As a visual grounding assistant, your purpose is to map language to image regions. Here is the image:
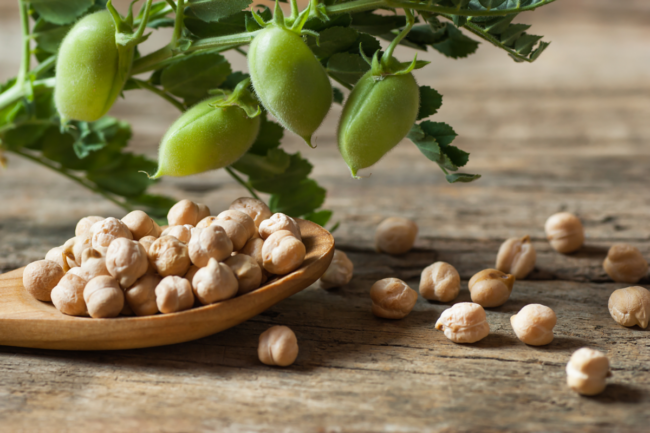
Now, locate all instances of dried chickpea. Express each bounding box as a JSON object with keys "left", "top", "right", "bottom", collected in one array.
[
  {"left": 125, "top": 273, "right": 161, "bottom": 316},
  {"left": 603, "top": 244, "right": 648, "bottom": 284},
  {"left": 375, "top": 217, "right": 418, "bottom": 255},
  {"left": 156, "top": 275, "right": 195, "bottom": 313},
  {"left": 183, "top": 265, "right": 200, "bottom": 284},
  {"left": 84, "top": 276, "right": 124, "bottom": 318},
  {"left": 121, "top": 210, "right": 161, "bottom": 240},
  {"left": 148, "top": 235, "right": 191, "bottom": 277},
  {"left": 192, "top": 258, "right": 239, "bottom": 304},
  {"left": 74, "top": 248, "right": 110, "bottom": 281},
  {"left": 51, "top": 273, "right": 88, "bottom": 316},
  {"left": 196, "top": 203, "right": 210, "bottom": 222},
  {"left": 167, "top": 199, "right": 209, "bottom": 226},
  {"left": 496, "top": 235, "right": 536, "bottom": 279},
  {"left": 468, "top": 269, "right": 515, "bottom": 308},
  {"left": 196, "top": 216, "right": 218, "bottom": 229},
  {"left": 370, "top": 278, "right": 418, "bottom": 319},
  {"left": 566, "top": 348, "right": 611, "bottom": 396},
  {"left": 106, "top": 238, "right": 149, "bottom": 288},
  {"left": 161, "top": 224, "right": 193, "bottom": 244},
  {"left": 60, "top": 237, "right": 80, "bottom": 270},
  {"left": 262, "top": 230, "right": 306, "bottom": 275},
  {"left": 90, "top": 217, "right": 133, "bottom": 253},
  {"left": 188, "top": 225, "right": 233, "bottom": 267},
  {"left": 435, "top": 303, "right": 490, "bottom": 343},
  {"left": 510, "top": 304, "right": 557, "bottom": 346},
  {"left": 45, "top": 246, "right": 74, "bottom": 271},
  {"left": 545, "top": 212, "right": 584, "bottom": 254},
  {"left": 75, "top": 216, "right": 103, "bottom": 237},
  {"left": 215, "top": 210, "right": 257, "bottom": 250},
  {"left": 225, "top": 254, "right": 262, "bottom": 295},
  {"left": 230, "top": 197, "right": 272, "bottom": 229},
  {"left": 258, "top": 325, "right": 299, "bottom": 367},
  {"left": 239, "top": 237, "right": 264, "bottom": 268},
  {"left": 608, "top": 286, "right": 650, "bottom": 329},
  {"left": 138, "top": 236, "right": 158, "bottom": 274},
  {"left": 259, "top": 213, "right": 301, "bottom": 240},
  {"left": 318, "top": 249, "right": 354, "bottom": 290},
  {"left": 23, "top": 259, "right": 65, "bottom": 301},
  {"left": 419, "top": 261, "right": 460, "bottom": 303}
]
